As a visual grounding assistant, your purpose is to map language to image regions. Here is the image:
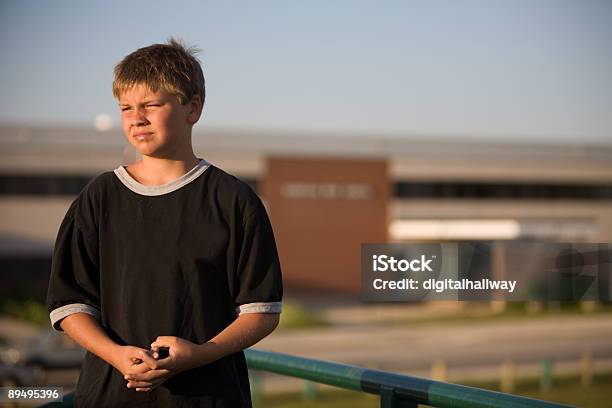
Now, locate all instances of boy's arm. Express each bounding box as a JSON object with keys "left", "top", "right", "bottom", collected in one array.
[
  {"left": 61, "top": 313, "right": 153, "bottom": 376},
  {"left": 196, "top": 312, "right": 280, "bottom": 363}
]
